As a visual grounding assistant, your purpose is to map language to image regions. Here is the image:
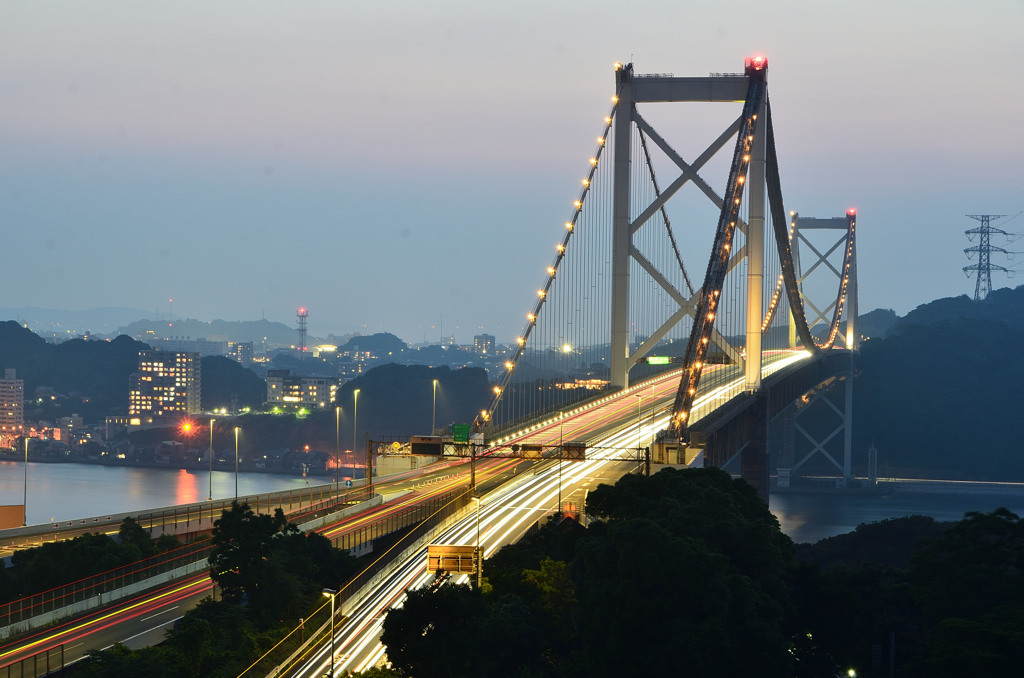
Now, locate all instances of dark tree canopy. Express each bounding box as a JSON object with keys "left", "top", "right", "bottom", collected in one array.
[
  {"left": 342, "top": 332, "right": 408, "bottom": 355},
  {"left": 200, "top": 355, "right": 266, "bottom": 411}
]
